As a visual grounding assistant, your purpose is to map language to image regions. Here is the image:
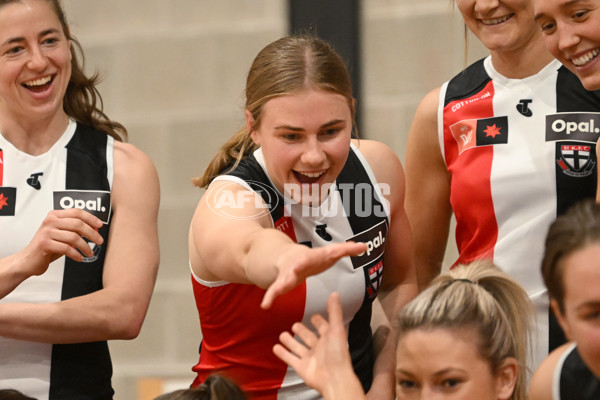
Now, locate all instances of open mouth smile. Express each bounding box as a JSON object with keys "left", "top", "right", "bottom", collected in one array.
[
  {"left": 293, "top": 170, "right": 326, "bottom": 184},
  {"left": 481, "top": 14, "right": 513, "bottom": 26},
  {"left": 571, "top": 48, "right": 600, "bottom": 67},
  {"left": 22, "top": 75, "right": 54, "bottom": 92}
]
